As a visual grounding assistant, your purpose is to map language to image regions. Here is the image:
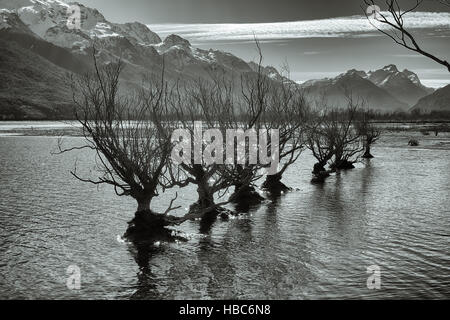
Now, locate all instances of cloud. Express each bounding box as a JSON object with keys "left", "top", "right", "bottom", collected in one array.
[
  {"left": 389, "top": 54, "right": 424, "bottom": 58},
  {"left": 148, "top": 12, "right": 450, "bottom": 42},
  {"left": 421, "top": 79, "right": 450, "bottom": 88}
]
